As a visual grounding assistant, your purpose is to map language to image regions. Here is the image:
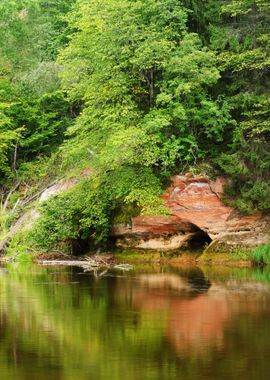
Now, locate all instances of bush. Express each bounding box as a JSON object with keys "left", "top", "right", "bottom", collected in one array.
[
  {"left": 29, "top": 167, "right": 166, "bottom": 251},
  {"left": 5, "top": 232, "right": 34, "bottom": 263}
]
